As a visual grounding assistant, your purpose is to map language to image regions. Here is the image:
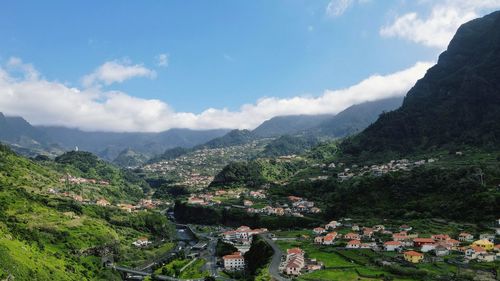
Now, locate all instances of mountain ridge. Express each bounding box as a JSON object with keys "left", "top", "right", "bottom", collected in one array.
[{"left": 342, "top": 11, "right": 500, "bottom": 158}]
